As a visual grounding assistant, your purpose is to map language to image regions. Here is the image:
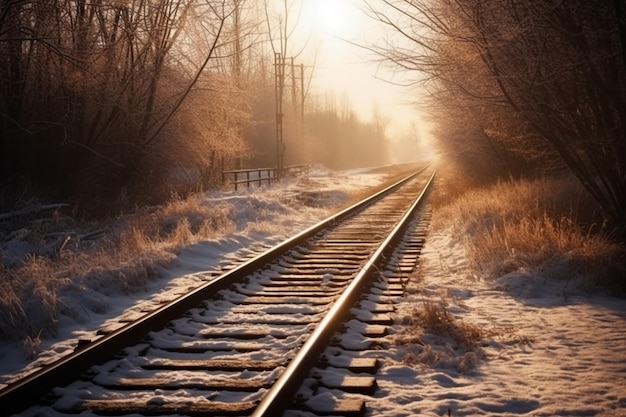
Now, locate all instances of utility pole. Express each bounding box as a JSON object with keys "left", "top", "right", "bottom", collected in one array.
[
  {"left": 300, "top": 63, "right": 305, "bottom": 141},
  {"left": 300, "top": 64, "right": 305, "bottom": 124},
  {"left": 275, "top": 54, "right": 307, "bottom": 176},
  {"left": 291, "top": 57, "right": 298, "bottom": 142},
  {"left": 274, "top": 52, "right": 285, "bottom": 179},
  {"left": 233, "top": 0, "right": 242, "bottom": 169}
]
